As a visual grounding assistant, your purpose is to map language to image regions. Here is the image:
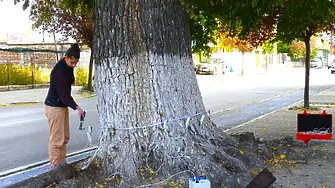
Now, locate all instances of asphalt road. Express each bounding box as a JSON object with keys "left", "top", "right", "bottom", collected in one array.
[
  {"left": 0, "top": 68, "right": 334, "bottom": 173},
  {"left": 0, "top": 100, "right": 99, "bottom": 173}
]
